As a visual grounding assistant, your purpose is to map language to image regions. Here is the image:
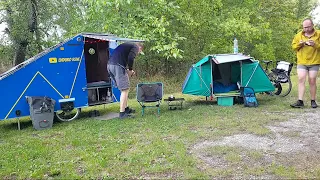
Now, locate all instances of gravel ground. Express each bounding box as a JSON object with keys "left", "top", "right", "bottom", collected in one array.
[{"left": 191, "top": 109, "right": 320, "bottom": 179}]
